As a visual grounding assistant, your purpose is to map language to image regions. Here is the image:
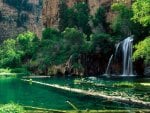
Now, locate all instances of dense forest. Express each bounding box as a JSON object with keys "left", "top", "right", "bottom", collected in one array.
[{"left": 0, "top": 0, "right": 149, "bottom": 76}]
